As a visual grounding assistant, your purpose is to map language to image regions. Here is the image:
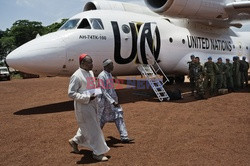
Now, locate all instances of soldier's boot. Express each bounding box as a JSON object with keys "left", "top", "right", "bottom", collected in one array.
[
  {"left": 200, "top": 93, "right": 207, "bottom": 99},
  {"left": 209, "top": 89, "right": 213, "bottom": 95},
  {"left": 195, "top": 91, "right": 206, "bottom": 100}
]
